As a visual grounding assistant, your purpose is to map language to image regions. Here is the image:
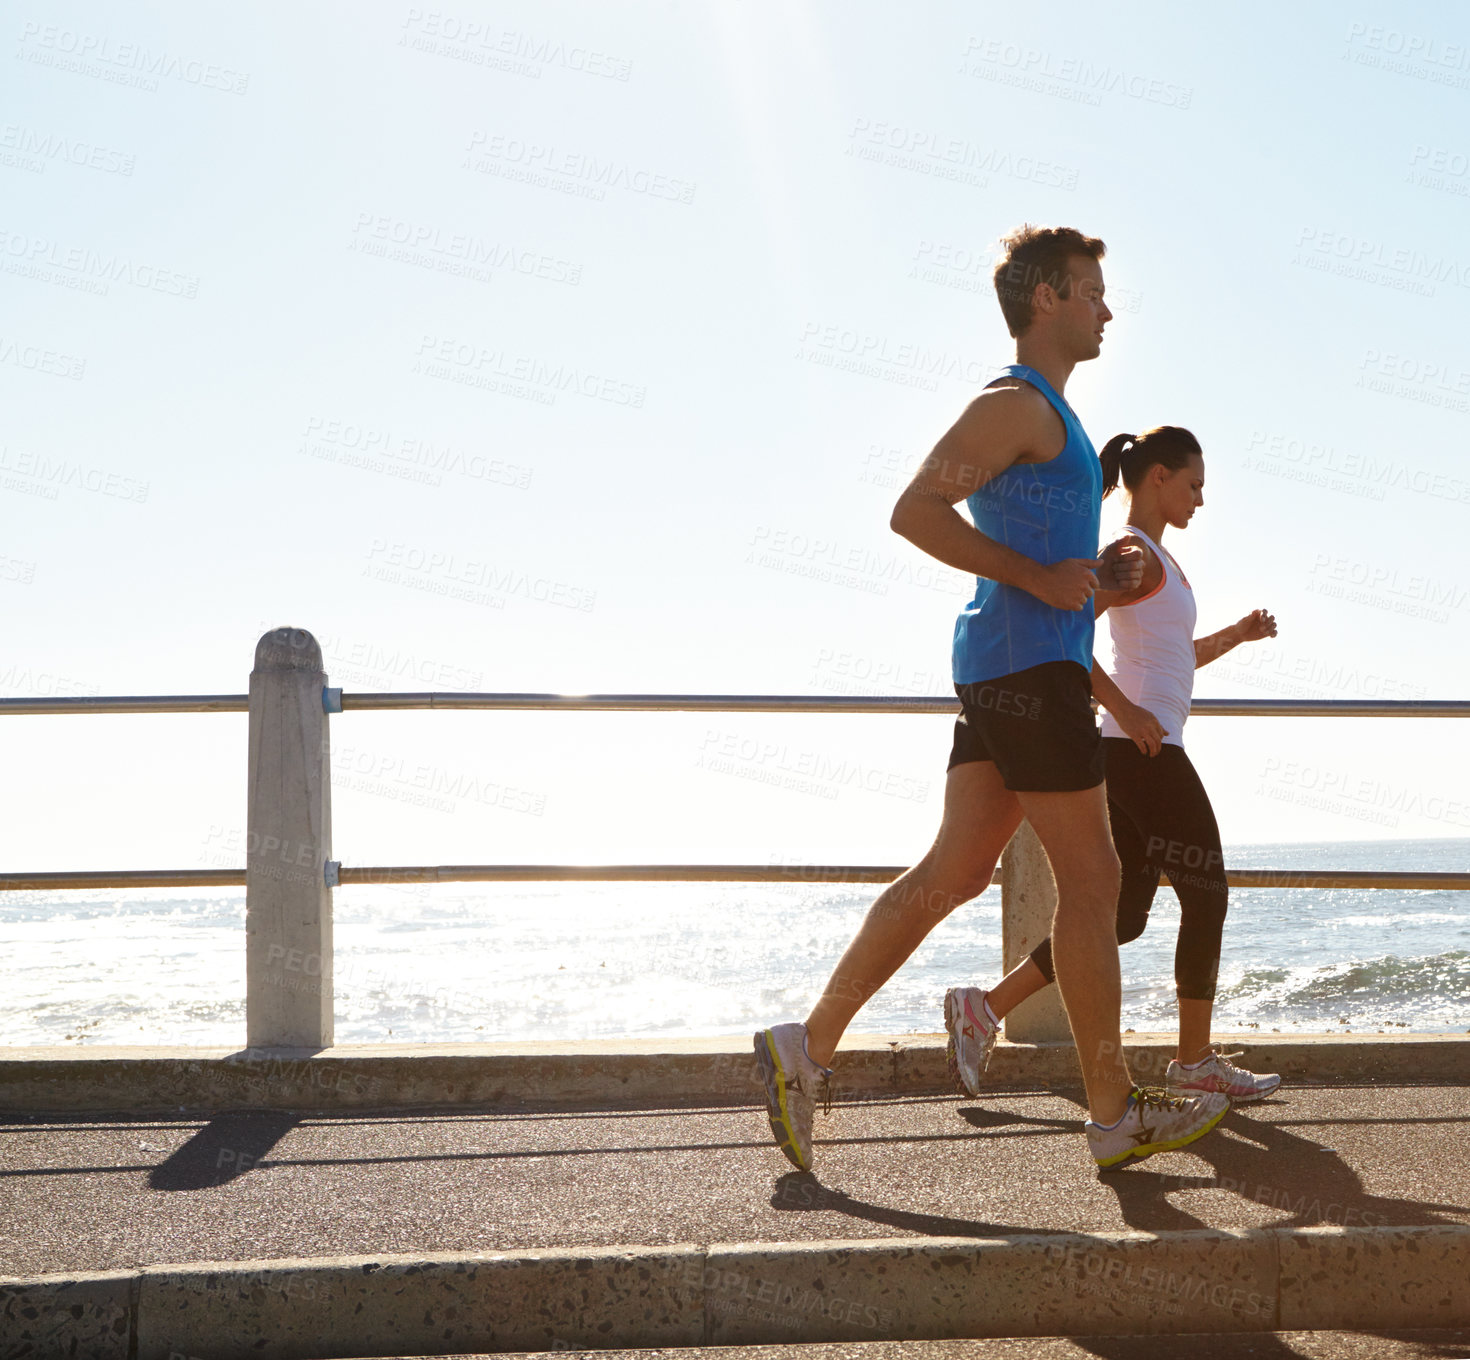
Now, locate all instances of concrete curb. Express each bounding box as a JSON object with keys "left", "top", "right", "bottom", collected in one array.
[
  {"left": 3, "top": 1226, "right": 1468, "bottom": 1358},
  {"left": 2, "top": 1034, "right": 1467, "bottom": 1114},
  {"left": 0, "top": 1270, "right": 133, "bottom": 1359}
]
